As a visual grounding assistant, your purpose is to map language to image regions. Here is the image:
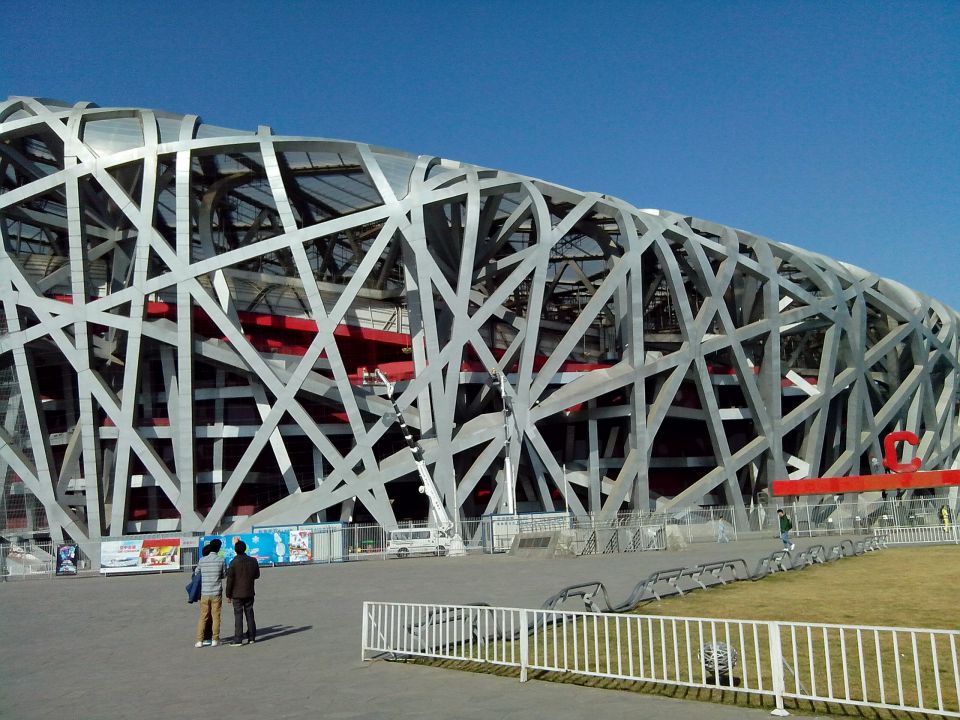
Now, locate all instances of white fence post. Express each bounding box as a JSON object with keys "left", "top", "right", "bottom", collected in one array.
[
  {"left": 767, "top": 621, "right": 790, "bottom": 716},
  {"left": 361, "top": 601, "right": 370, "bottom": 662},
  {"left": 519, "top": 609, "right": 529, "bottom": 683}
]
